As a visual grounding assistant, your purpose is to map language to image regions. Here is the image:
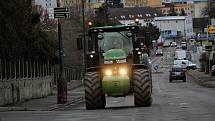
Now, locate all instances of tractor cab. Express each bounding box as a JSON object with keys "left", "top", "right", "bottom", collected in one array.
[{"left": 86, "top": 25, "right": 139, "bottom": 69}]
